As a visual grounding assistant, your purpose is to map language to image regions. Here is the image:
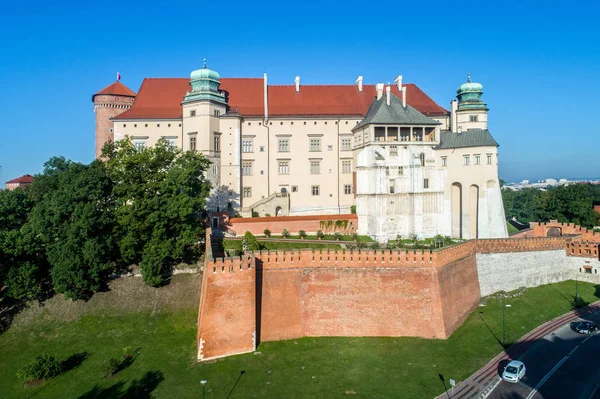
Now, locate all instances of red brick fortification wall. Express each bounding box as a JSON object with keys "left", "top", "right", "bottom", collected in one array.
[
  {"left": 226, "top": 214, "right": 358, "bottom": 236},
  {"left": 437, "top": 255, "right": 480, "bottom": 335},
  {"left": 528, "top": 221, "right": 600, "bottom": 242}
]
